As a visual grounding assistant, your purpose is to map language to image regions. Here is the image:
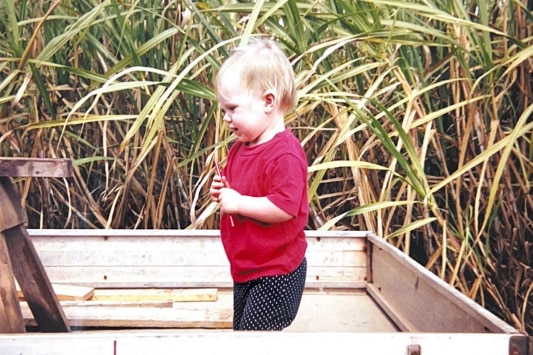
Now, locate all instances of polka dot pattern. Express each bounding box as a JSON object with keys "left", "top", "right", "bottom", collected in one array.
[{"left": 232, "top": 258, "right": 307, "bottom": 331}]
